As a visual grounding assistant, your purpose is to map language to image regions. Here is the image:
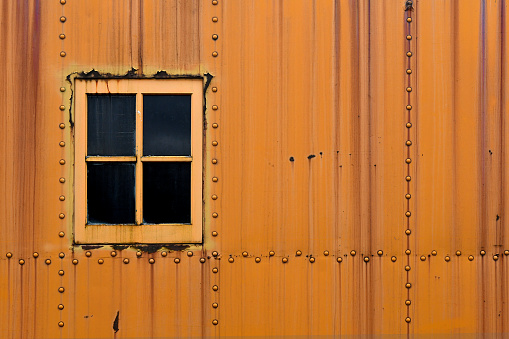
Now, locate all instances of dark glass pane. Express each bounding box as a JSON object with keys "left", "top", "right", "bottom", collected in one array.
[
  {"left": 143, "top": 162, "right": 191, "bottom": 223},
  {"left": 87, "top": 163, "right": 135, "bottom": 224},
  {"left": 143, "top": 95, "right": 191, "bottom": 156},
  {"left": 88, "top": 95, "right": 136, "bottom": 156}
]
